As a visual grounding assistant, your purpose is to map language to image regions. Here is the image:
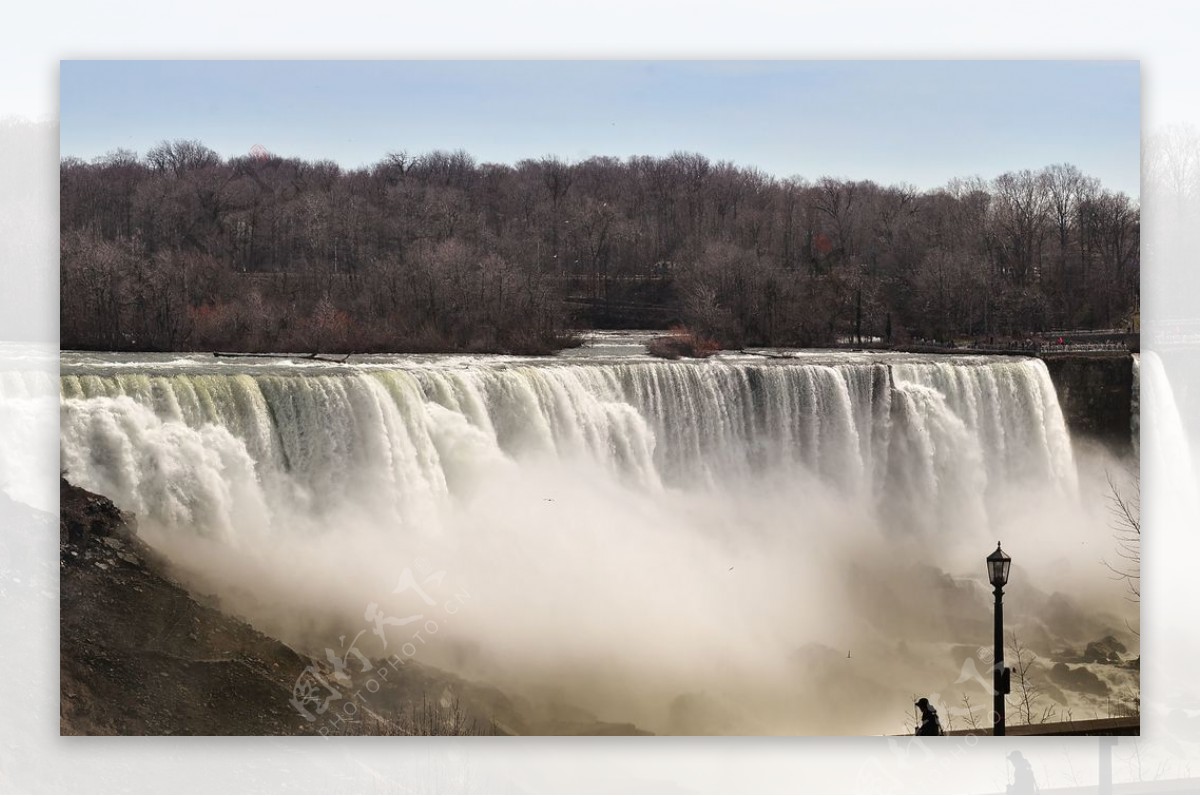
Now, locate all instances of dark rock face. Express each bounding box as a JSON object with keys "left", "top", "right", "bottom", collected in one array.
[
  {"left": 60, "top": 478, "right": 507, "bottom": 736},
  {"left": 60, "top": 478, "right": 320, "bottom": 735},
  {"left": 1048, "top": 663, "right": 1111, "bottom": 697},
  {"left": 1040, "top": 353, "right": 1135, "bottom": 453},
  {"left": 1082, "top": 635, "right": 1128, "bottom": 664}
]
